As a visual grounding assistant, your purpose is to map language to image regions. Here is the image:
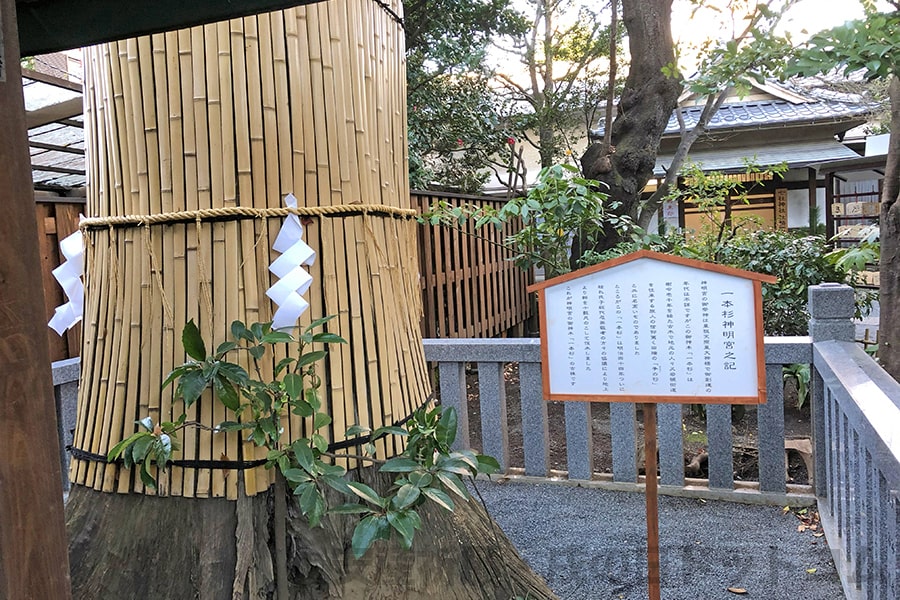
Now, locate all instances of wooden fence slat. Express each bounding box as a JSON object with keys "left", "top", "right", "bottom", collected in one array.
[{"left": 409, "top": 191, "right": 532, "bottom": 340}]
